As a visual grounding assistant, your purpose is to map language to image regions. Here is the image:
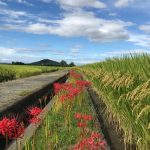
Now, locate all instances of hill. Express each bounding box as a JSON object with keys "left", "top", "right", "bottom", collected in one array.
[{"left": 30, "top": 59, "right": 60, "bottom": 66}]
